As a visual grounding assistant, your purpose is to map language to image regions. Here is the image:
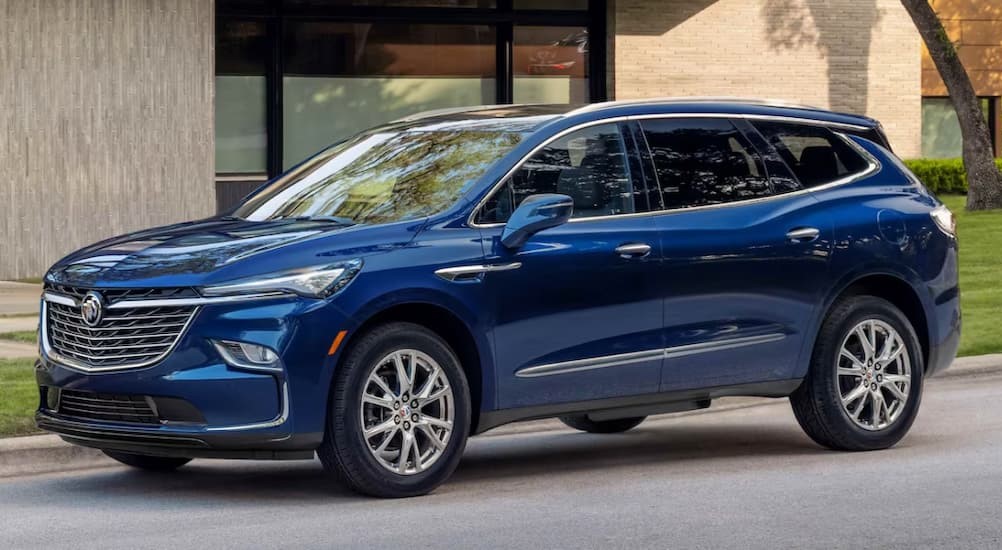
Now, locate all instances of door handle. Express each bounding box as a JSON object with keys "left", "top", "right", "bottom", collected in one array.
[
  {"left": 786, "top": 227, "right": 821, "bottom": 243},
  {"left": 615, "top": 243, "right": 652, "bottom": 258}
]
